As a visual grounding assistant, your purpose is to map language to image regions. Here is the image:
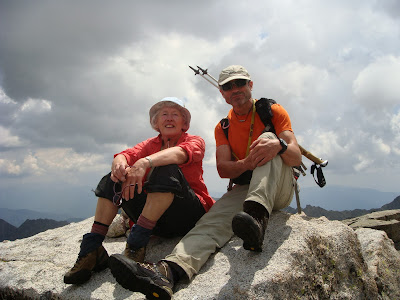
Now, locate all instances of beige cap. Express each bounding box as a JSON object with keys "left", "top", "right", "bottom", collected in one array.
[{"left": 218, "top": 65, "right": 251, "bottom": 85}]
